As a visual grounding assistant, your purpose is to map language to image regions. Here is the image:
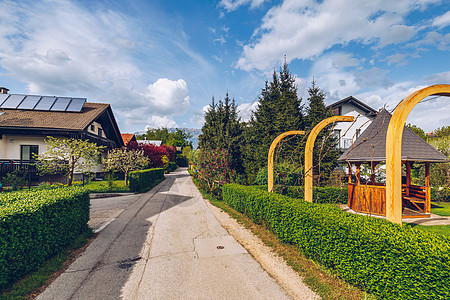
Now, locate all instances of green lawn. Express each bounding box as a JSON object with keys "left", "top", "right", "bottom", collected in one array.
[
  {"left": 408, "top": 224, "right": 450, "bottom": 237},
  {"left": 82, "top": 180, "right": 130, "bottom": 193},
  {"left": 431, "top": 201, "right": 450, "bottom": 216}
]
